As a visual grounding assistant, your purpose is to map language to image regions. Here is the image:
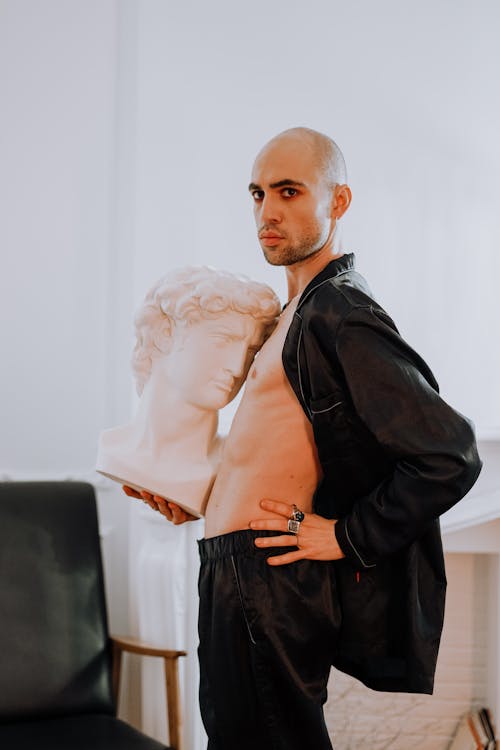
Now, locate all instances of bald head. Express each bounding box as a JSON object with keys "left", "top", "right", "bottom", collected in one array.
[
  {"left": 250, "top": 127, "right": 351, "bottom": 267},
  {"left": 258, "top": 127, "right": 347, "bottom": 190}
]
